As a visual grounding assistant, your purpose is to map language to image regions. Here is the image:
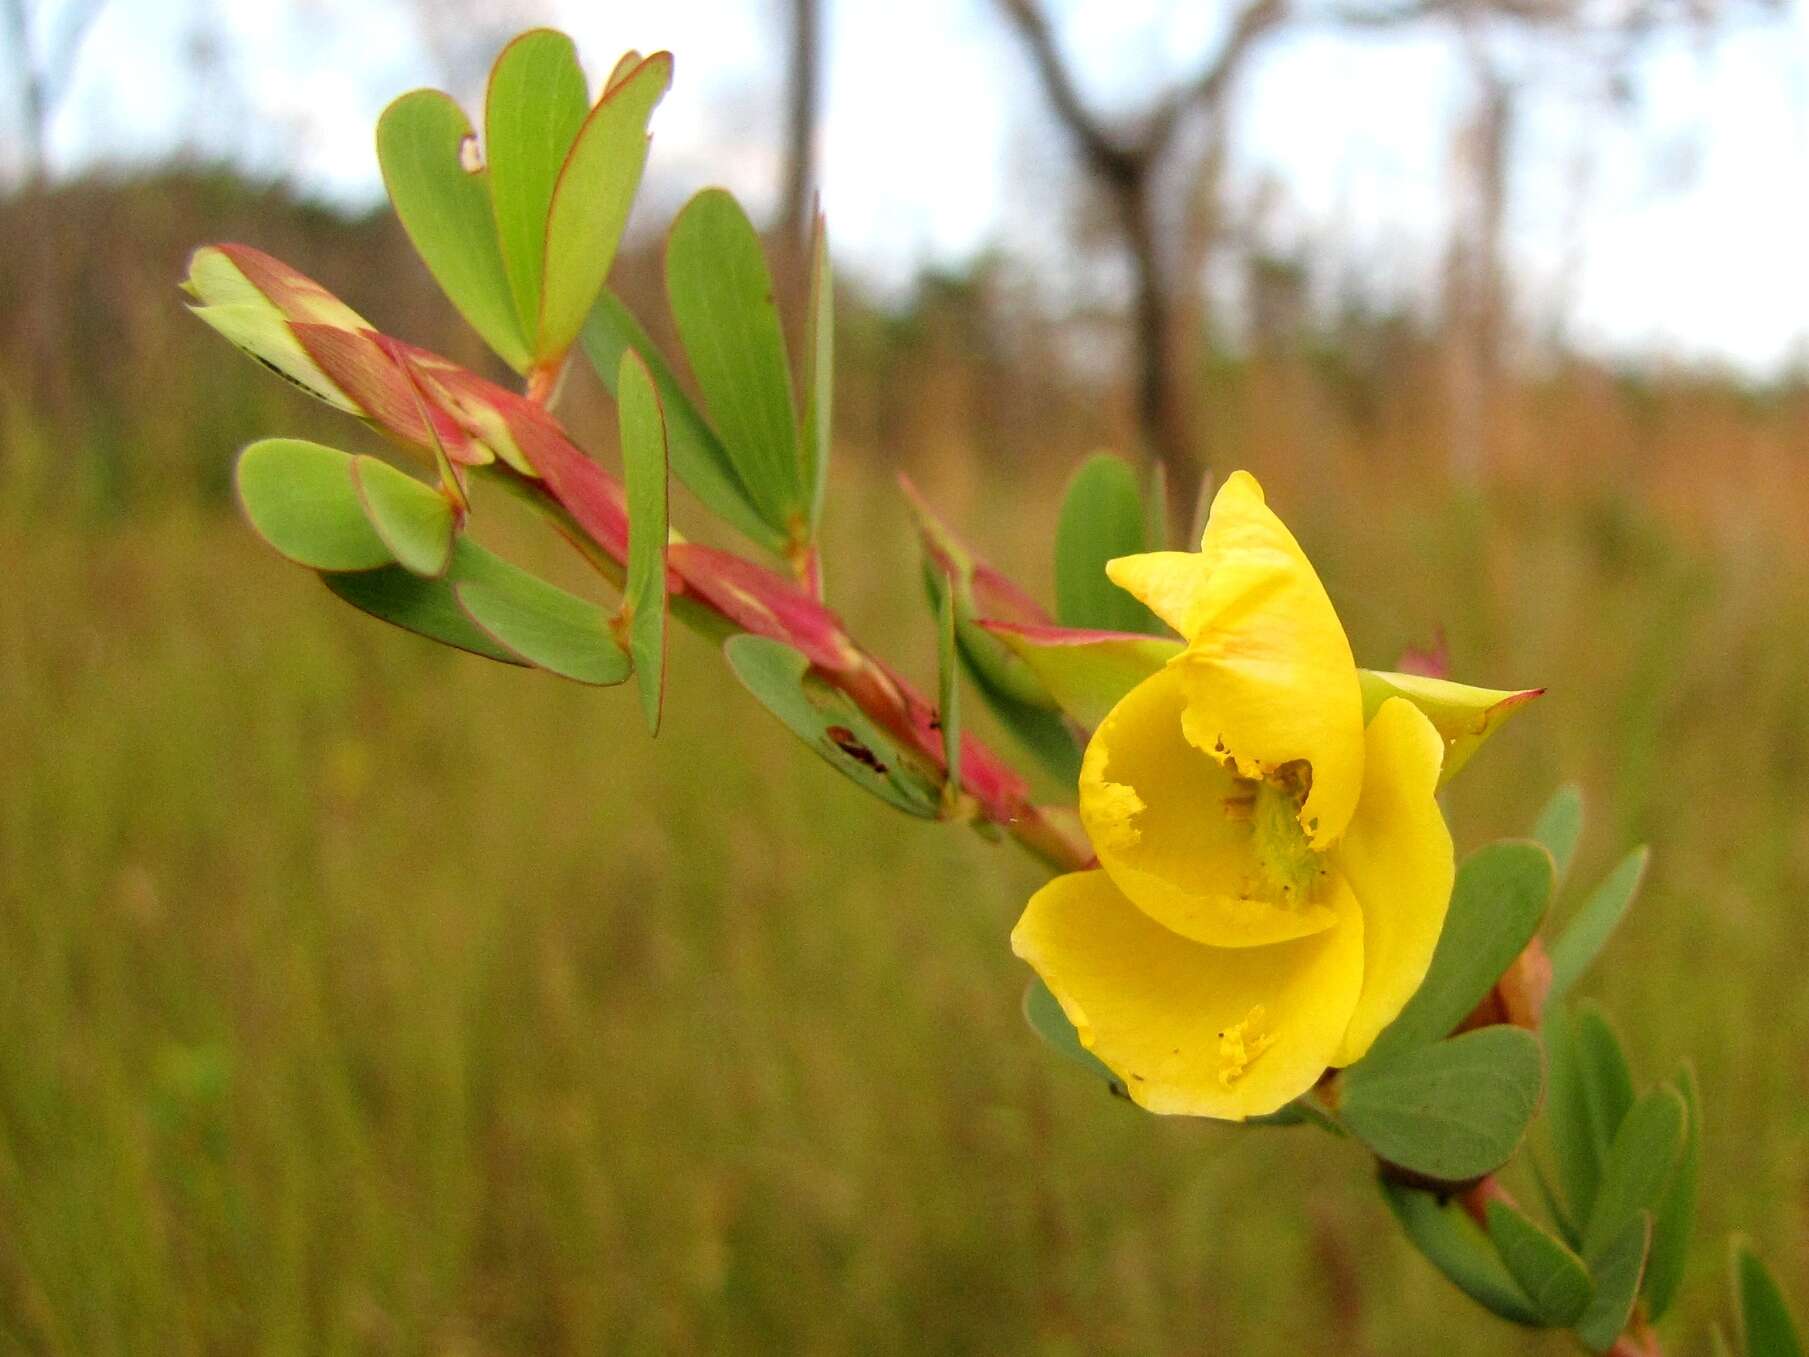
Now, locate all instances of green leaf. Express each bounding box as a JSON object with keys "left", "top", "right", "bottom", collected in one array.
[
  {"left": 1055, "top": 454, "right": 1157, "bottom": 633},
  {"left": 1581, "top": 1084, "right": 1686, "bottom": 1260},
  {"left": 483, "top": 29, "right": 589, "bottom": 341},
  {"left": 922, "top": 569, "right": 1081, "bottom": 787},
  {"left": 1547, "top": 1002, "right": 1641, "bottom": 1242},
  {"left": 1574, "top": 1210, "right": 1652, "bottom": 1353},
  {"left": 1734, "top": 1240, "right": 1807, "bottom": 1357},
  {"left": 236, "top": 439, "right": 391, "bottom": 572},
  {"left": 1575, "top": 1004, "right": 1637, "bottom": 1158},
  {"left": 901, "top": 479, "right": 1059, "bottom": 711},
  {"left": 1021, "top": 978, "right": 1122, "bottom": 1094},
  {"left": 1547, "top": 847, "right": 1650, "bottom": 1007},
  {"left": 581, "top": 292, "right": 782, "bottom": 553},
  {"left": 1367, "top": 840, "right": 1554, "bottom": 1061},
  {"left": 538, "top": 53, "right": 670, "bottom": 360},
  {"left": 1338, "top": 1026, "right": 1544, "bottom": 1182},
  {"left": 1531, "top": 783, "right": 1585, "bottom": 885},
  {"left": 618, "top": 350, "right": 669, "bottom": 733},
  {"left": 323, "top": 564, "right": 522, "bottom": 665},
  {"left": 665, "top": 189, "right": 803, "bottom": 533},
  {"left": 801, "top": 210, "right": 833, "bottom": 532},
  {"left": 985, "top": 622, "right": 1180, "bottom": 730},
  {"left": 936, "top": 582, "right": 962, "bottom": 811},
  {"left": 969, "top": 669, "right": 1083, "bottom": 787},
  {"left": 455, "top": 572, "right": 630, "bottom": 687},
  {"left": 1545, "top": 1006, "right": 1603, "bottom": 1236},
  {"left": 350, "top": 455, "right": 454, "bottom": 578},
  {"left": 723, "top": 635, "right": 941, "bottom": 818},
  {"left": 1485, "top": 1199, "right": 1593, "bottom": 1326},
  {"left": 326, "top": 531, "right": 628, "bottom": 681},
  {"left": 376, "top": 90, "right": 529, "bottom": 372},
  {"left": 1531, "top": 1152, "right": 1582, "bottom": 1249},
  {"left": 1379, "top": 1179, "right": 1542, "bottom": 1327},
  {"left": 1644, "top": 1065, "right": 1700, "bottom": 1321}
]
